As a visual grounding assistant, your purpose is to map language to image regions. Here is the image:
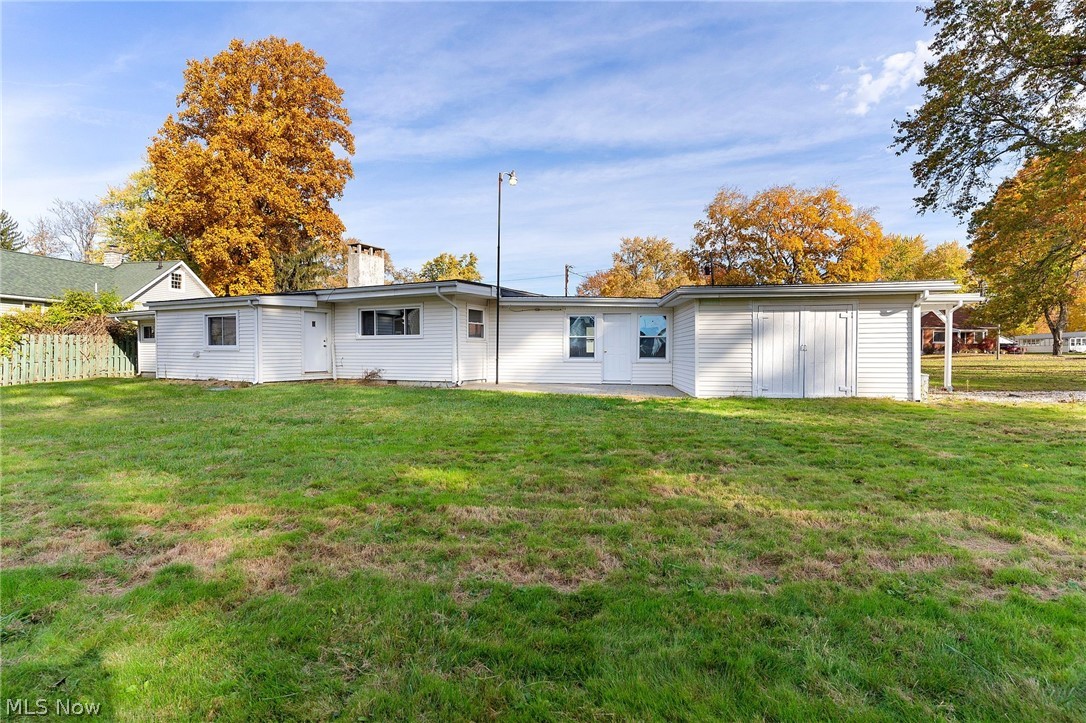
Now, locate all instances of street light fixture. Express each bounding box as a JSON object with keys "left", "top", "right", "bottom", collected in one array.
[{"left": 496, "top": 170, "right": 517, "bottom": 384}]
